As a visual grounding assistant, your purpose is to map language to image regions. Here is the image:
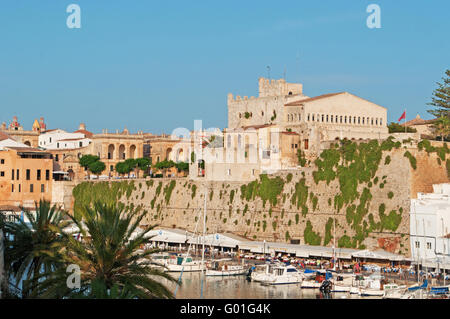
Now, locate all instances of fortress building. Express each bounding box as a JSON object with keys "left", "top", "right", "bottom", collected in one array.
[
  {"left": 191, "top": 77, "right": 390, "bottom": 181},
  {"left": 228, "top": 77, "right": 389, "bottom": 156}
]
